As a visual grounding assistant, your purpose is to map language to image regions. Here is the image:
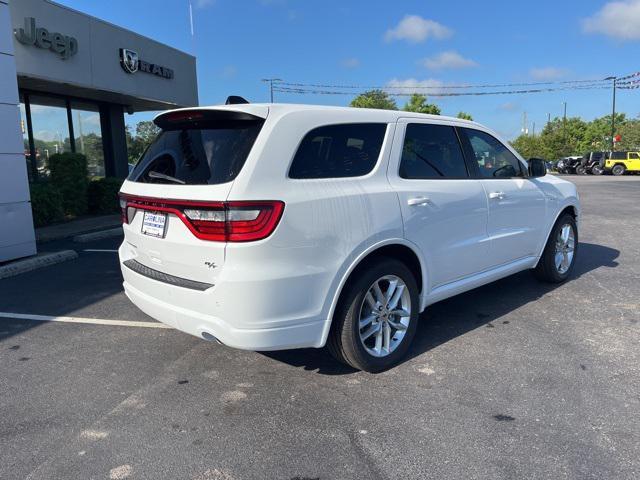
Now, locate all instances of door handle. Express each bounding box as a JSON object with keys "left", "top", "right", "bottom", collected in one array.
[
  {"left": 488, "top": 191, "right": 506, "bottom": 200},
  {"left": 407, "top": 196, "right": 431, "bottom": 206}
]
